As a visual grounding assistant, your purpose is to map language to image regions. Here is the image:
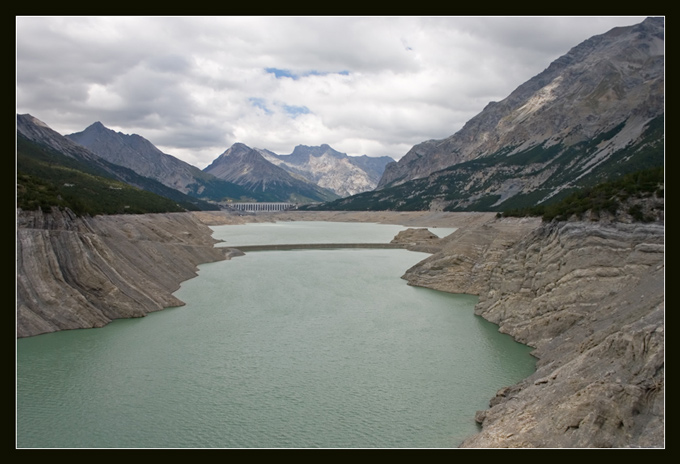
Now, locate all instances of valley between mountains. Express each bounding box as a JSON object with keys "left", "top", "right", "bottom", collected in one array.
[{"left": 16, "top": 17, "right": 664, "bottom": 448}]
